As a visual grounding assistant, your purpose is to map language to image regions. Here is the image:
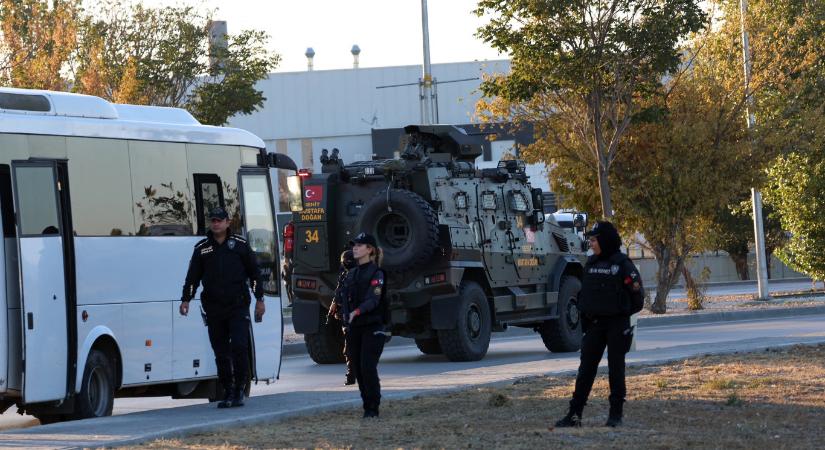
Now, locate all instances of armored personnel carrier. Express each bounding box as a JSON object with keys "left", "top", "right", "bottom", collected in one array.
[{"left": 288, "top": 125, "right": 586, "bottom": 363}]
